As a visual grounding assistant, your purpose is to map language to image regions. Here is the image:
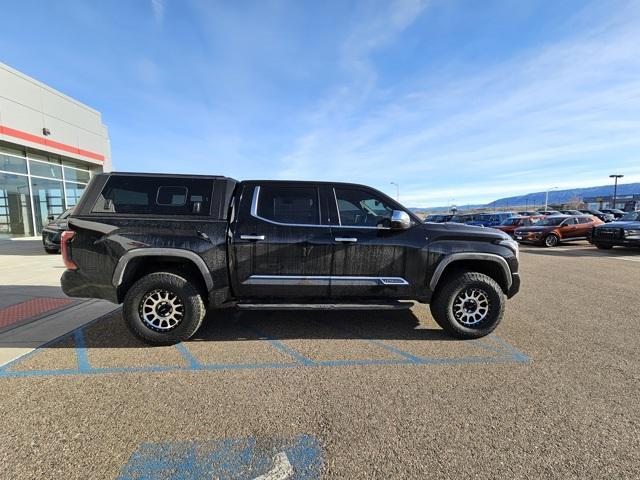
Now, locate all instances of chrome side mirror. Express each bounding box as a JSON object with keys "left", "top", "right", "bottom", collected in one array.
[{"left": 390, "top": 210, "right": 411, "bottom": 230}]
